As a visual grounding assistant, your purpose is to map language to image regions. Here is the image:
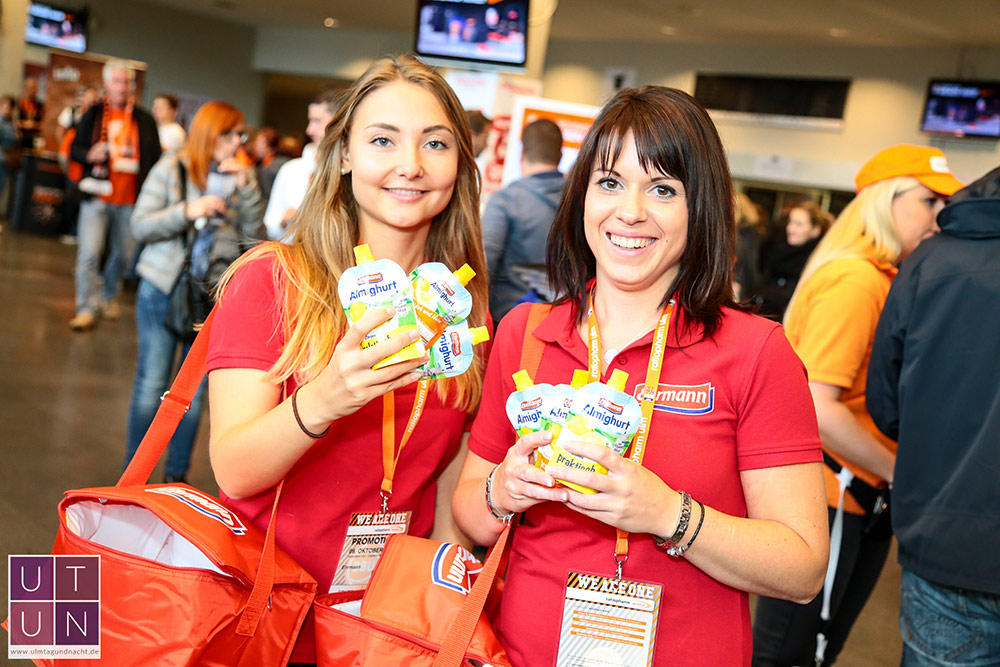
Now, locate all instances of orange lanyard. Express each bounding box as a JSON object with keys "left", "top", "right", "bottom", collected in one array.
[
  {"left": 586, "top": 291, "right": 675, "bottom": 579},
  {"left": 379, "top": 380, "right": 430, "bottom": 513}
]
